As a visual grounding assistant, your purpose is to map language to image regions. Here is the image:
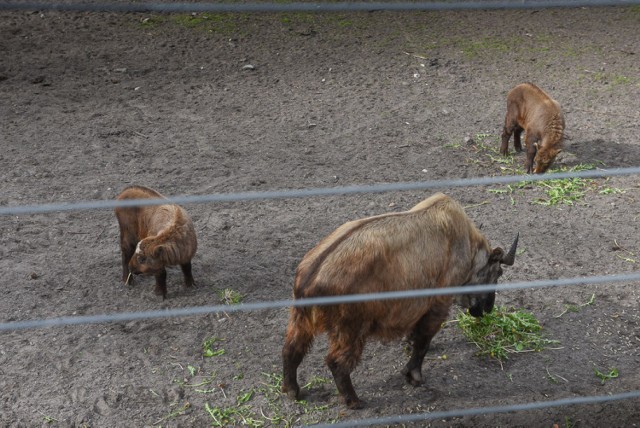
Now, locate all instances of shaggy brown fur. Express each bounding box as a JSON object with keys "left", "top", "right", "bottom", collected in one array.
[
  {"left": 115, "top": 185, "right": 197, "bottom": 300},
  {"left": 501, "top": 82, "right": 565, "bottom": 174},
  {"left": 281, "top": 193, "right": 518, "bottom": 409}
]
